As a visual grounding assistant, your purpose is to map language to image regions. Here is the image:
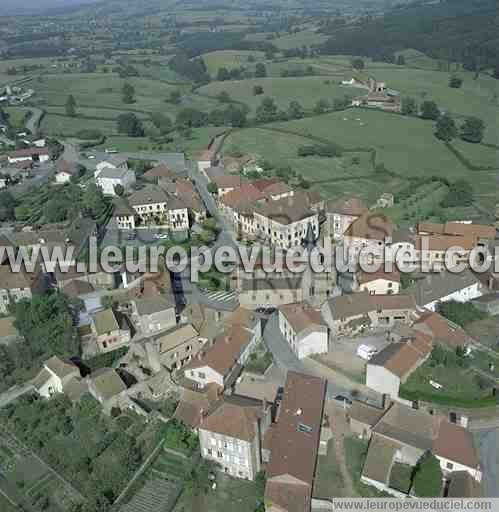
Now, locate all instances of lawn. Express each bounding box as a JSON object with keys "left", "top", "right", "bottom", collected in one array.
[
  {"left": 36, "top": 73, "right": 219, "bottom": 117},
  {"left": 272, "top": 29, "right": 329, "bottom": 50},
  {"left": 41, "top": 114, "right": 119, "bottom": 136},
  {"left": 313, "top": 440, "right": 347, "bottom": 498},
  {"left": 224, "top": 127, "right": 372, "bottom": 182},
  {"left": 367, "top": 67, "right": 499, "bottom": 145},
  {"left": 151, "top": 450, "right": 192, "bottom": 482},
  {"left": 268, "top": 109, "right": 497, "bottom": 204},
  {"left": 197, "top": 77, "right": 359, "bottom": 113},
  {"left": 344, "top": 435, "right": 390, "bottom": 498},
  {"left": 174, "top": 474, "right": 262, "bottom": 512},
  {"left": 389, "top": 463, "right": 413, "bottom": 494},
  {"left": 245, "top": 342, "right": 273, "bottom": 375},
  {"left": 3, "top": 107, "right": 31, "bottom": 129},
  {"left": 400, "top": 358, "right": 497, "bottom": 408},
  {"left": 201, "top": 50, "right": 265, "bottom": 76}
]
